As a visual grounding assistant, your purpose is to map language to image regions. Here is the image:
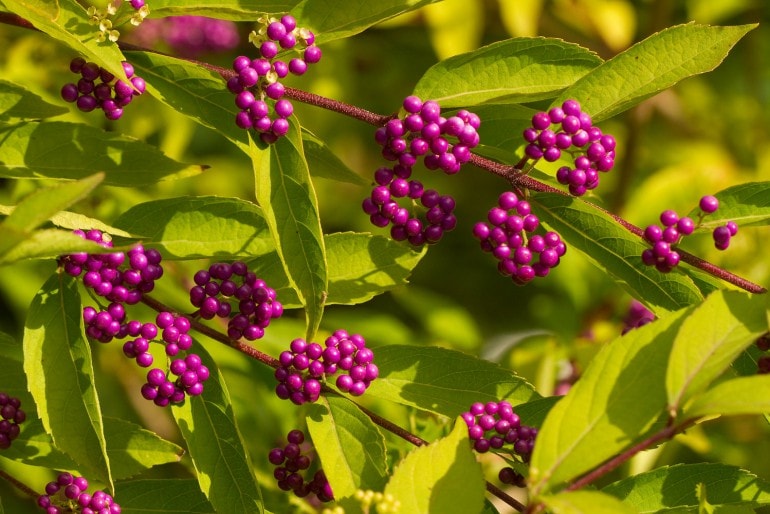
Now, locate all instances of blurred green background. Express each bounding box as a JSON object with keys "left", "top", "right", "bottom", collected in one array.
[{"left": 0, "top": 0, "right": 769, "bottom": 512}]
